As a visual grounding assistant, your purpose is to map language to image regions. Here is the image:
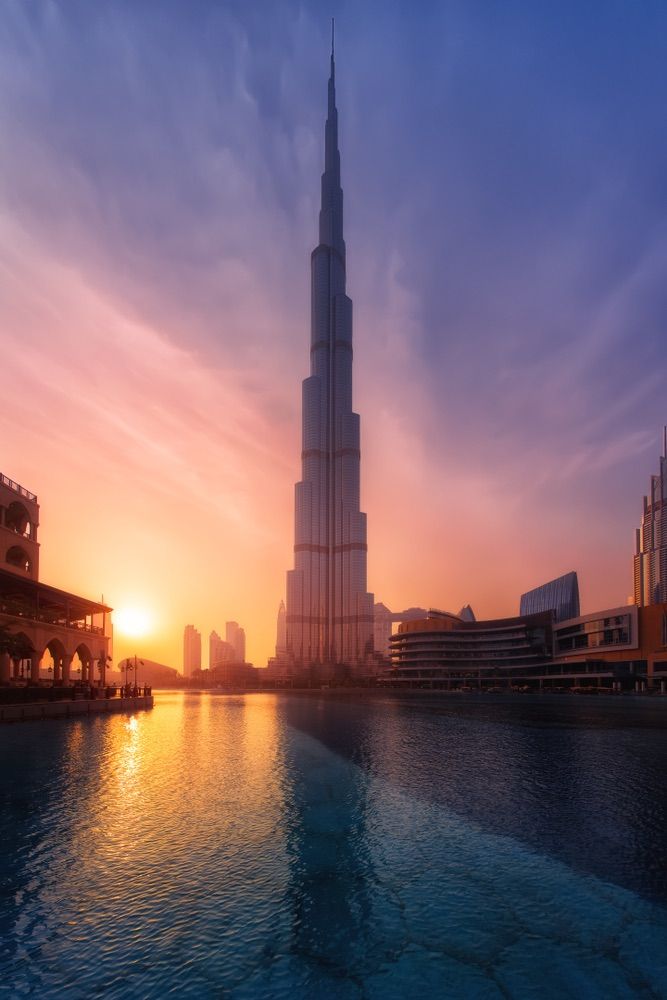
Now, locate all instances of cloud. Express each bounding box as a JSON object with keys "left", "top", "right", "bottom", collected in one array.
[{"left": 0, "top": 0, "right": 665, "bottom": 663}]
